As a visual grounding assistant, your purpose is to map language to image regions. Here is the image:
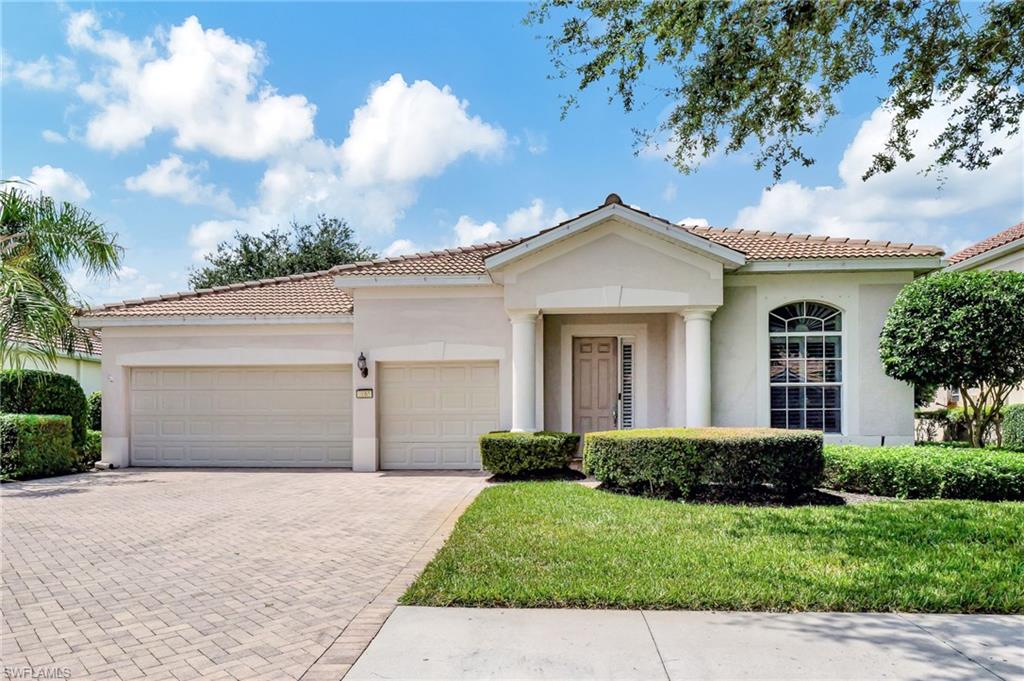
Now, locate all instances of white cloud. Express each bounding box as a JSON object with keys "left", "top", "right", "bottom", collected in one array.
[
  {"left": 68, "top": 12, "right": 316, "bottom": 159},
  {"left": 662, "top": 182, "right": 677, "bottom": 202},
  {"left": 10, "top": 165, "right": 91, "bottom": 203},
  {"left": 735, "top": 93, "right": 1024, "bottom": 249},
  {"left": 524, "top": 130, "right": 548, "bottom": 155},
  {"left": 383, "top": 239, "right": 418, "bottom": 257},
  {"left": 677, "top": 217, "right": 709, "bottom": 227},
  {"left": 452, "top": 199, "right": 568, "bottom": 246},
  {"left": 4, "top": 54, "right": 78, "bottom": 90},
  {"left": 340, "top": 73, "right": 506, "bottom": 185},
  {"left": 187, "top": 218, "right": 250, "bottom": 261},
  {"left": 125, "top": 154, "right": 236, "bottom": 213},
  {"left": 68, "top": 264, "right": 172, "bottom": 305},
  {"left": 41, "top": 129, "right": 68, "bottom": 143}
]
